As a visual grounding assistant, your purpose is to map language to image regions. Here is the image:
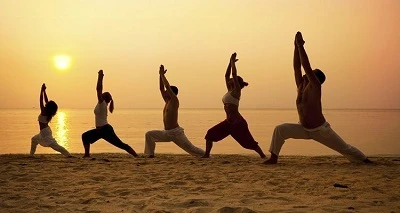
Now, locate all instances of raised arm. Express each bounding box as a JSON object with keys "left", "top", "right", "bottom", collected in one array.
[
  {"left": 159, "top": 73, "right": 167, "bottom": 102},
  {"left": 230, "top": 53, "right": 241, "bottom": 91},
  {"left": 295, "top": 32, "right": 320, "bottom": 86},
  {"left": 43, "top": 90, "right": 49, "bottom": 103},
  {"left": 39, "top": 83, "right": 46, "bottom": 113},
  {"left": 159, "top": 65, "right": 177, "bottom": 100},
  {"left": 293, "top": 36, "right": 303, "bottom": 88},
  {"left": 96, "top": 70, "right": 104, "bottom": 103},
  {"left": 224, "top": 60, "right": 232, "bottom": 90}
]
